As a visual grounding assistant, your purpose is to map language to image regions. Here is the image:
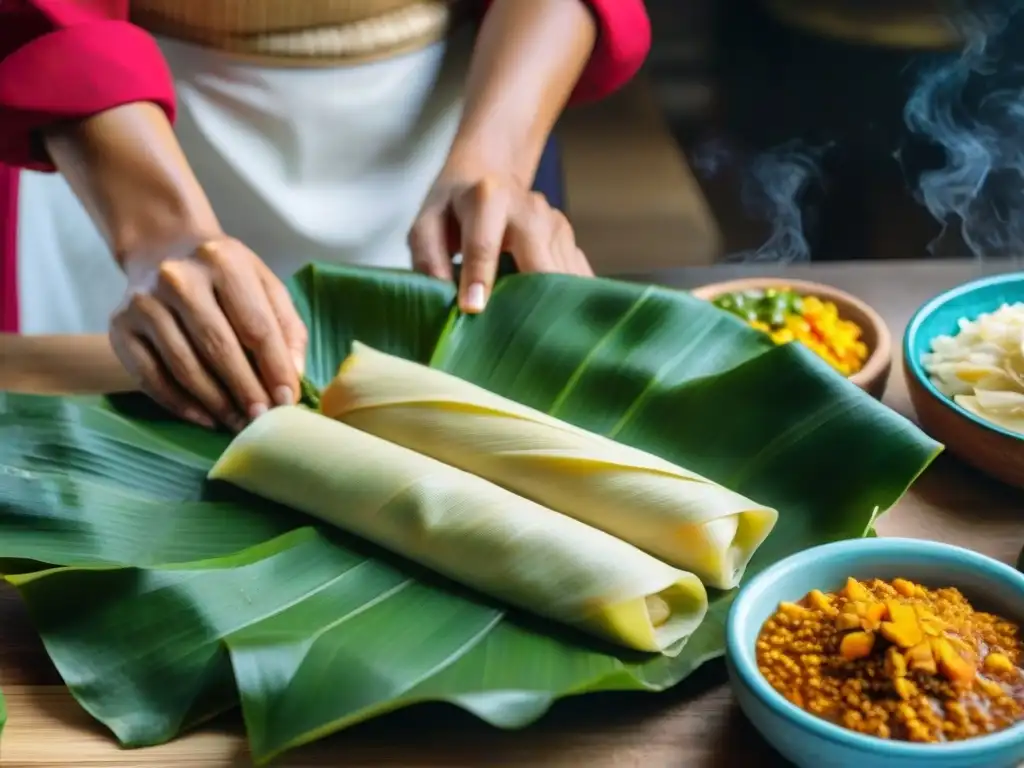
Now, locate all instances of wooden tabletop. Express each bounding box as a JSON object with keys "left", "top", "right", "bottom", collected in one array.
[{"left": 3, "top": 259, "right": 1024, "bottom": 767}]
